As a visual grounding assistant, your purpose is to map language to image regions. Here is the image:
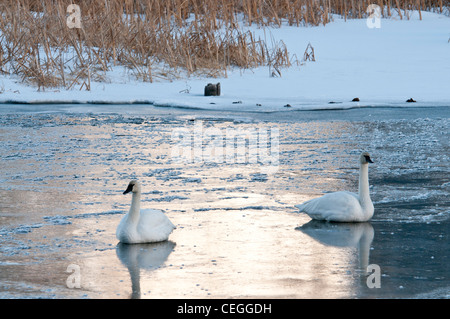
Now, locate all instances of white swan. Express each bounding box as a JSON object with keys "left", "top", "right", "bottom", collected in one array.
[
  {"left": 296, "top": 152, "right": 374, "bottom": 222},
  {"left": 116, "top": 180, "right": 176, "bottom": 244}
]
